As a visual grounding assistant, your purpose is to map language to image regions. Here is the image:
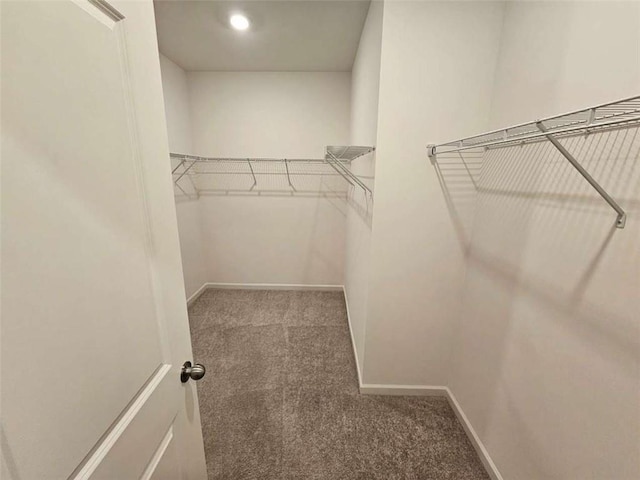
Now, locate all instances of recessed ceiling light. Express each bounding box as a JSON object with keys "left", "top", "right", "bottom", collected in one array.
[{"left": 230, "top": 13, "right": 250, "bottom": 31}]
